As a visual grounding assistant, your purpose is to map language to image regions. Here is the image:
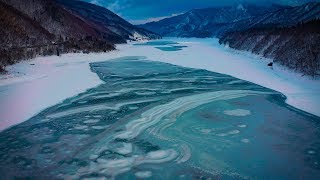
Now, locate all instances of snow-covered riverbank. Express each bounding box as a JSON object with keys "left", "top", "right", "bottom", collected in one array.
[
  {"left": 151, "top": 38, "right": 320, "bottom": 117},
  {"left": 0, "top": 38, "right": 319, "bottom": 131}
]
